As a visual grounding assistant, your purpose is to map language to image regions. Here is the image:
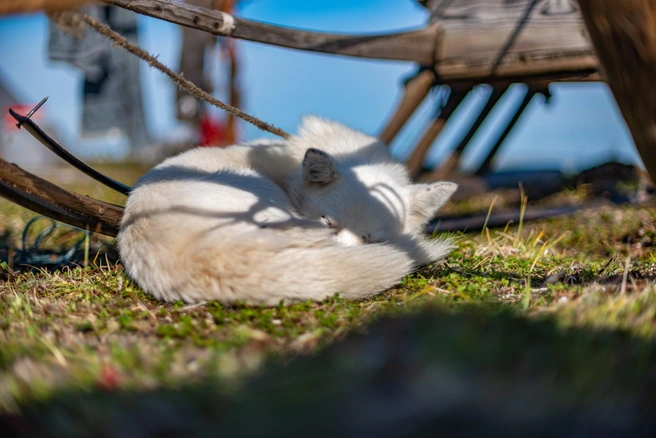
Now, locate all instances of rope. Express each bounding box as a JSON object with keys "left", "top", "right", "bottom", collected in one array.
[
  {"left": 72, "top": 11, "right": 290, "bottom": 139},
  {"left": 11, "top": 216, "right": 89, "bottom": 270}
]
